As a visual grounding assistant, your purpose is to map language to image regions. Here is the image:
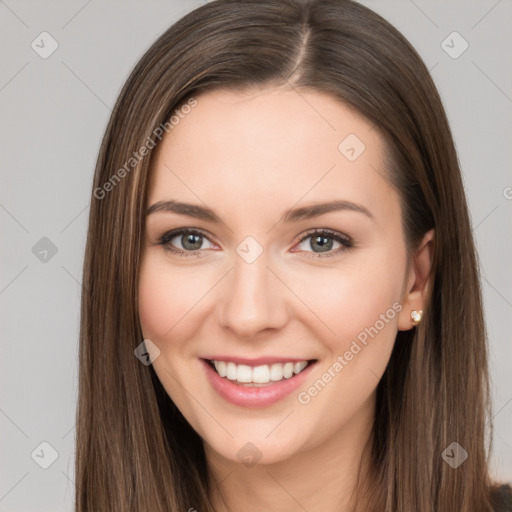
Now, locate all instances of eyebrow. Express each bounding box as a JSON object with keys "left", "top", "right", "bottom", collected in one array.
[{"left": 146, "top": 199, "right": 374, "bottom": 223}]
